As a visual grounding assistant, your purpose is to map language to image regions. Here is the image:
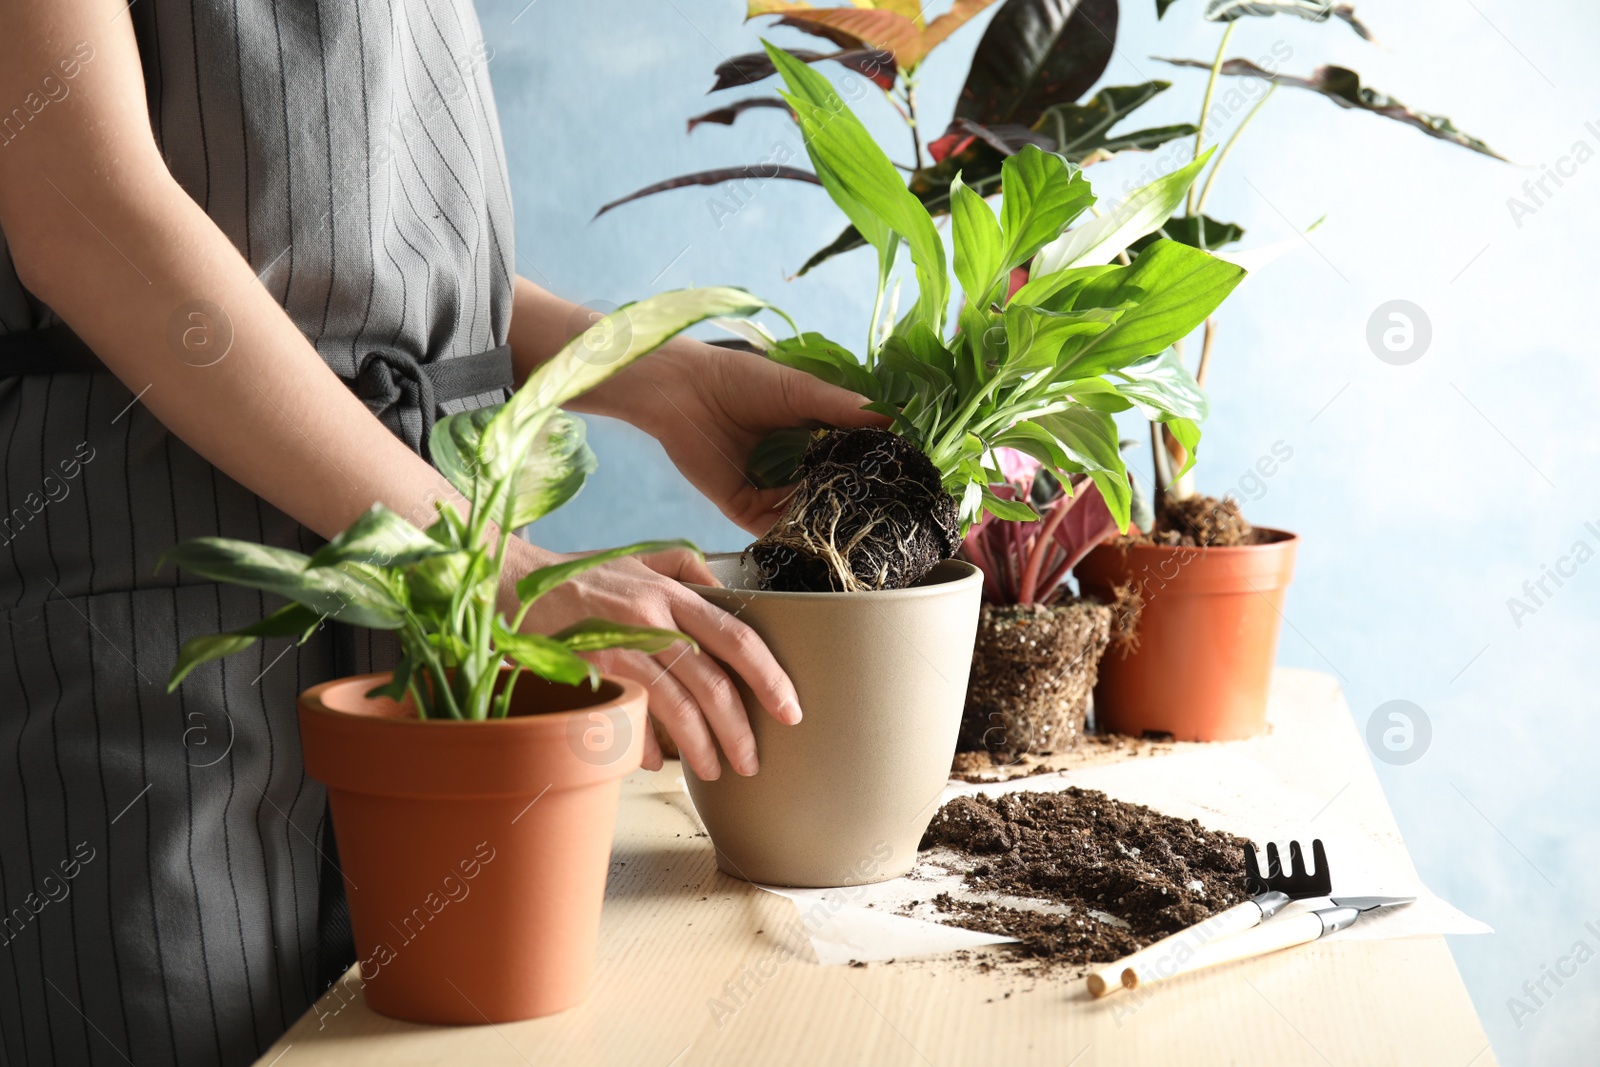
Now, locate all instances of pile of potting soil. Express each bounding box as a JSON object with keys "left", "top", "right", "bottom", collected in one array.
[
  {"left": 918, "top": 787, "right": 1249, "bottom": 968},
  {"left": 1139, "top": 494, "right": 1260, "bottom": 548}
]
